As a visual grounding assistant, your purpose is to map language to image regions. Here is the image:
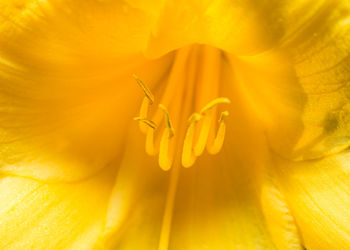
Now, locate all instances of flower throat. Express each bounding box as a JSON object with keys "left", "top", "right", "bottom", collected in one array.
[{"left": 134, "top": 45, "right": 230, "bottom": 171}]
